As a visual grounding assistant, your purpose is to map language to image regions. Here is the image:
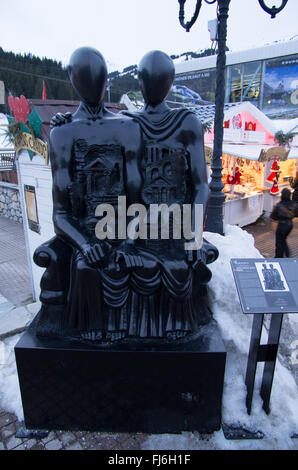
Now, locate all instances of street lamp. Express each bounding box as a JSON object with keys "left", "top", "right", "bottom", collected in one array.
[{"left": 178, "top": 0, "right": 288, "bottom": 235}]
